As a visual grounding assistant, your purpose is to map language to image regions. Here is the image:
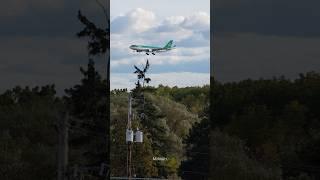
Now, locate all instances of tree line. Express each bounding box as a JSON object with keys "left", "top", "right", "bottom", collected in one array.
[
  {"left": 2, "top": 62, "right": 320, "bottom": 180},
  {"left": 206, "top": 72, "right": 320, "bottom": 180}
]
